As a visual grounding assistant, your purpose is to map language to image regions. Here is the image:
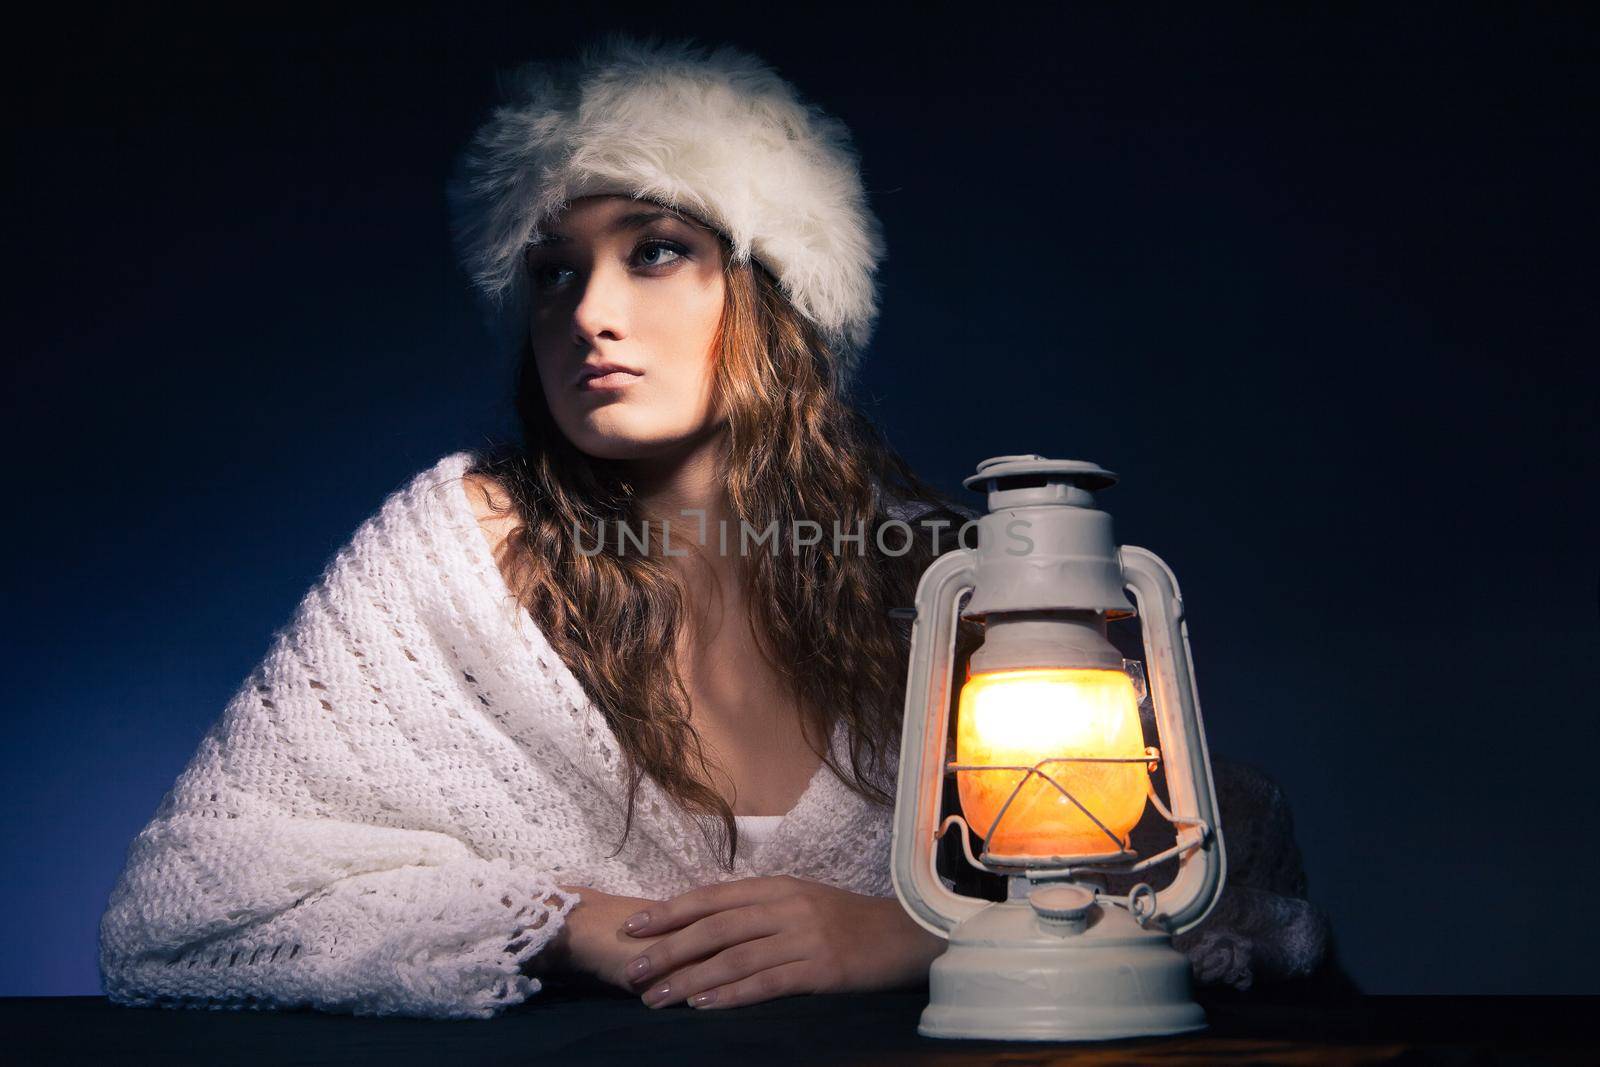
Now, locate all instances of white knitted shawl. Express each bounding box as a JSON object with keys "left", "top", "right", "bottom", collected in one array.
[{"left": 97, "top": 450, "right": 899, "bottom": 1020}]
